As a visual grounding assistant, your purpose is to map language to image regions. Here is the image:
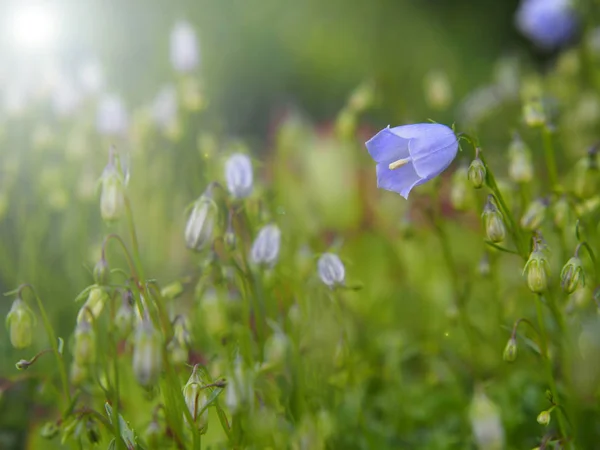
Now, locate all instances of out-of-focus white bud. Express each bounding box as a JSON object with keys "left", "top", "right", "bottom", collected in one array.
[
  {"left": 250, "top": 224, "right": 281, "bottom": 266},
  {"left": 96, "top": 94, "right": 129, "bottom": 136},
  {"left": 225, "top": 153, "right": 253, "bottom": 199},
  {"left": 185, "top": 194, "right": 217, "bottom": 251},
  {"left": 132, "top": 316, "right": 163, "bottom": 386},
  {"left": 99, "top": 153, "right": 126, "bottom": 222},
  {"left": 170, "top": 21, "right": 200, "bottom": 73},
  {"left": 469, "top": 387, "right": 505, "bottom": 450},
  {"left": 151, "top": 84, "right": 178, "bottom": 130},
  {"left": 317, "top": 253, "right": 345, "bottom": 287}
]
